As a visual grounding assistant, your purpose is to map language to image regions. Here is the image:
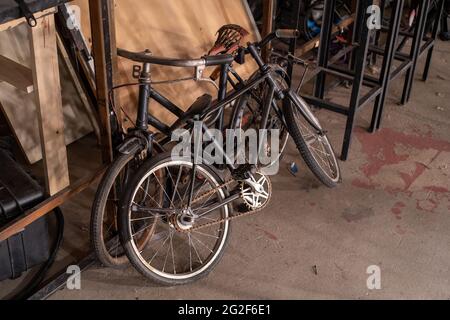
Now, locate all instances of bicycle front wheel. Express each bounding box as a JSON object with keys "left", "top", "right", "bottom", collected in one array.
[
  {"left": 284, "top": 92, "right": 341, "bottom": 188},
  {"left": 119, "top": 153, "right": 231, "bottom": 286}
]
